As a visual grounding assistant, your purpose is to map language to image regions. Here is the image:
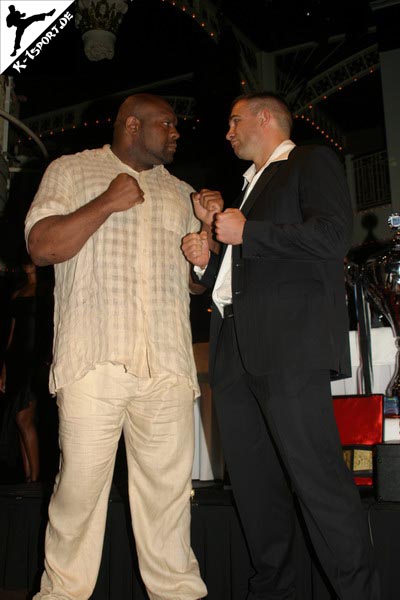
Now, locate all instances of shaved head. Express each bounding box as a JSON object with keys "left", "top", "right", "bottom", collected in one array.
[
  {"left": 111, "top": 93, "right": 179, "bottom": 171},
  {"left": 114, "top": 94, "right": 174, "bottom": 130},
  {"left": 233, "top": 92, "right": 293, "bottom": 137}
]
